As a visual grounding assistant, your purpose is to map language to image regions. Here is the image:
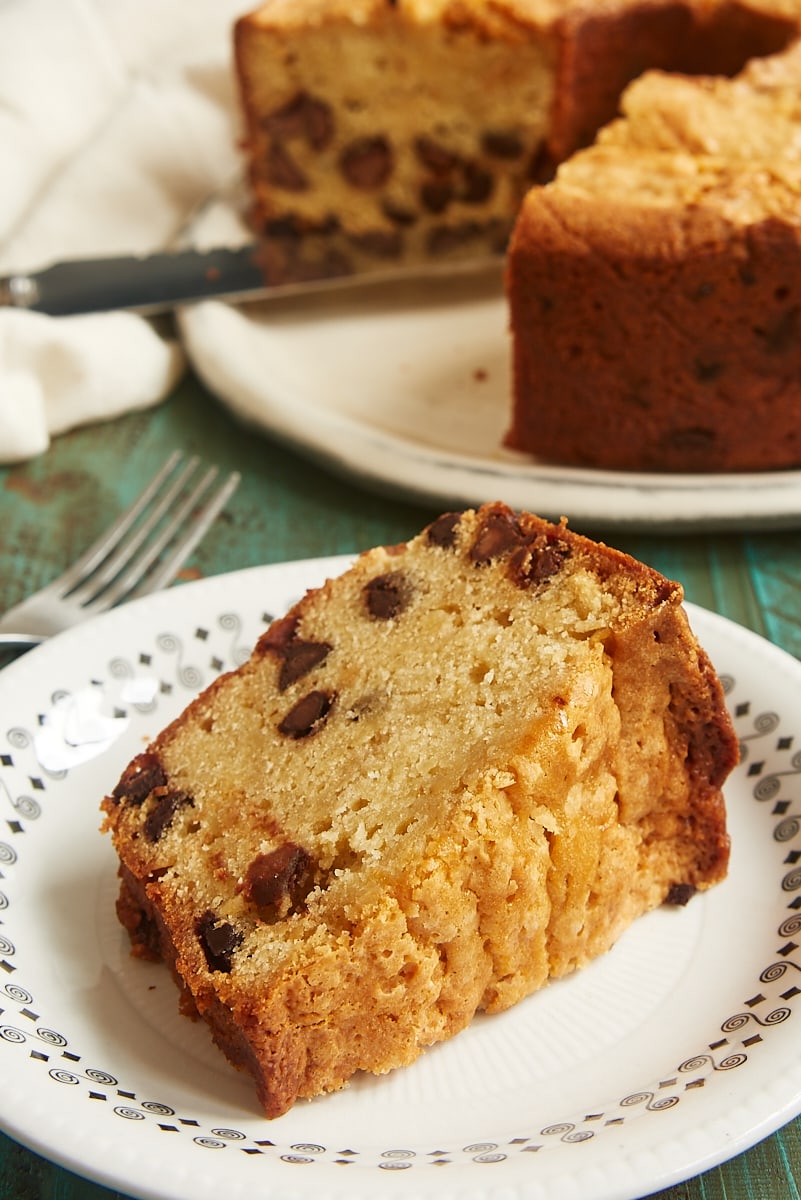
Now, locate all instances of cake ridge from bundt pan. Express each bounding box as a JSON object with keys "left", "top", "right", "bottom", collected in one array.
[{"left": 101, "top": 503, "right": 736, "bottom": 1118}]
